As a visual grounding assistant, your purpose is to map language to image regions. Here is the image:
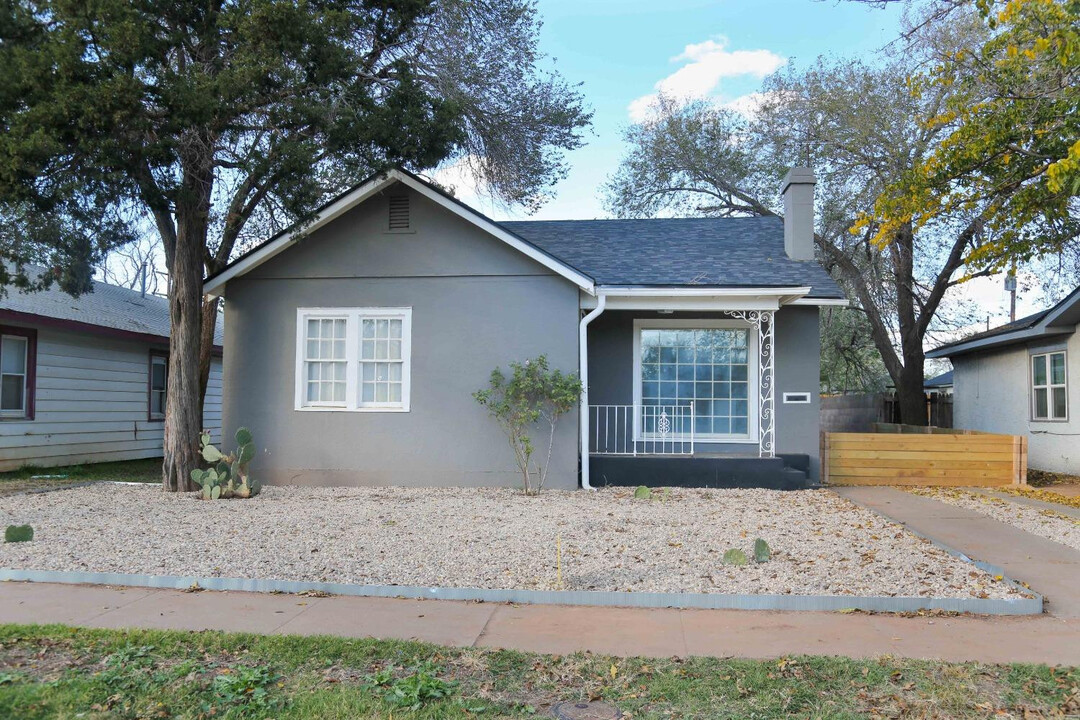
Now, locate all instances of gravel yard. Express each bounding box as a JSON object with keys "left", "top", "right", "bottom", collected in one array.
[
  {"left": 0, "top": 484, "right": 1019, "bottom": 599},
  {"left": 908, "top": 487, "right": 1080, "bottom": 553}
]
